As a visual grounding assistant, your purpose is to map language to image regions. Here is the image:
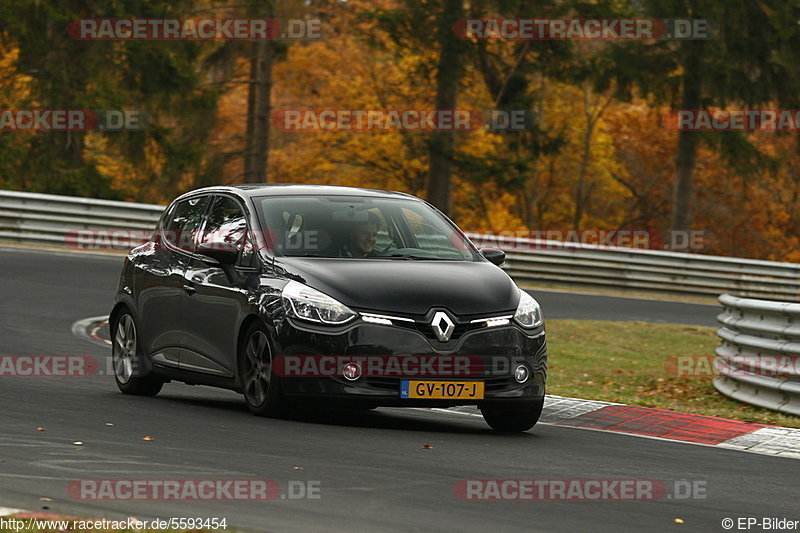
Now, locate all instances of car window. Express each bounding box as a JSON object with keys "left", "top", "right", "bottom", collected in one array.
[
  {"left": 256, "top": 195, "right": 477, "bottom": 260},
  {"left": 164, "top": 195, "right": 209, "bottom": 252},
  {"left": 200, "top": 195, "right": 254, "bottom": 267},
  {"left": 399, "top": 206, "right": 466, "bottom": 257}
]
